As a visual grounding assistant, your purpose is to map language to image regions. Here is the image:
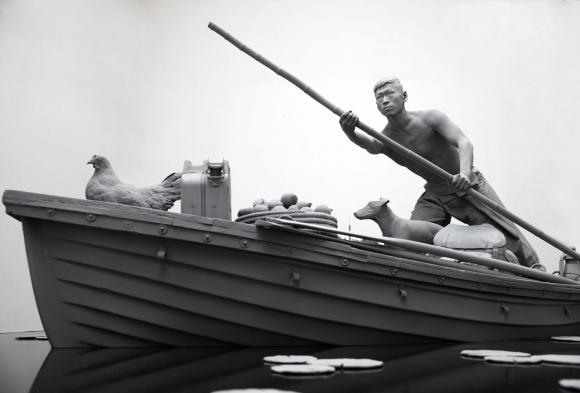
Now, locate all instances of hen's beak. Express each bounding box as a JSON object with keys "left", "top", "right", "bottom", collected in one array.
[{"left": 87, "top": 158, "right": 95, "bottom": 165}]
